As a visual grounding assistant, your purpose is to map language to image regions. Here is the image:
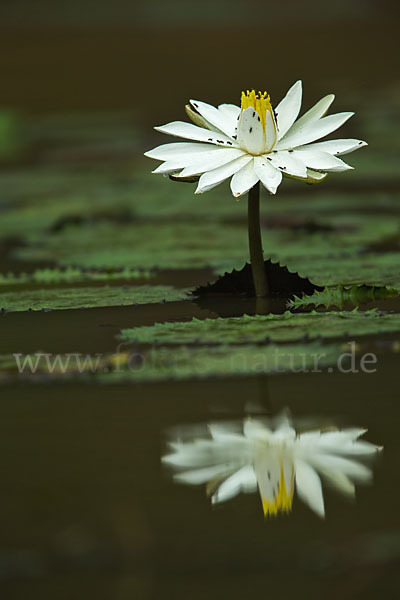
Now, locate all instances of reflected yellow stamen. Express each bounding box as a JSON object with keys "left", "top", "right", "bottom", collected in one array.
[
  {"left": 241, "top": 89, "right": 272, "bottom": 132},
  {"left": 261, "top": 465, "right": 294, "bottom": 517}
]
